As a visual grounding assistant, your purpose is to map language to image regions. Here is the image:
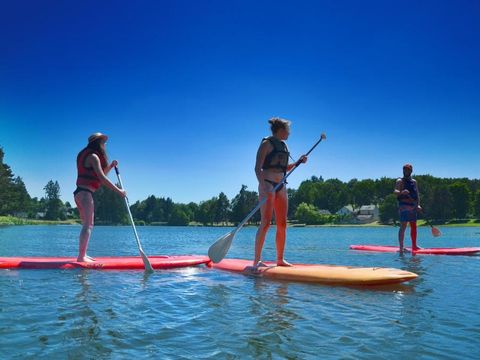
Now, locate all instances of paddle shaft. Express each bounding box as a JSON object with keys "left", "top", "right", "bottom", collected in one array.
[
  {"left": 420, "top": 210, "right": 439, "bottom": 230},
  {"left": 235, "top": 136, "right": 325, "bottom": 230},
  {"left": 114, "top": 166, "right": 153, "bottom": 272}
]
